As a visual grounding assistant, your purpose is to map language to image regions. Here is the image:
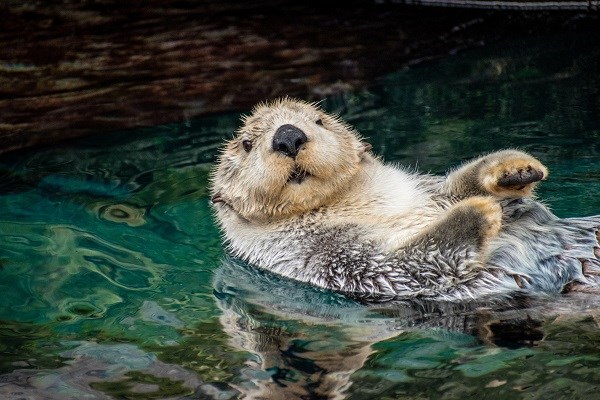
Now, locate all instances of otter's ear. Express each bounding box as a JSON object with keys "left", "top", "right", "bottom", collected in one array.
[
  {"left": 360, "top": 141, "right": 373, "bottom": 153},
  {"left": 359, "top": 141, "right": 372, "bottom": 160}
]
